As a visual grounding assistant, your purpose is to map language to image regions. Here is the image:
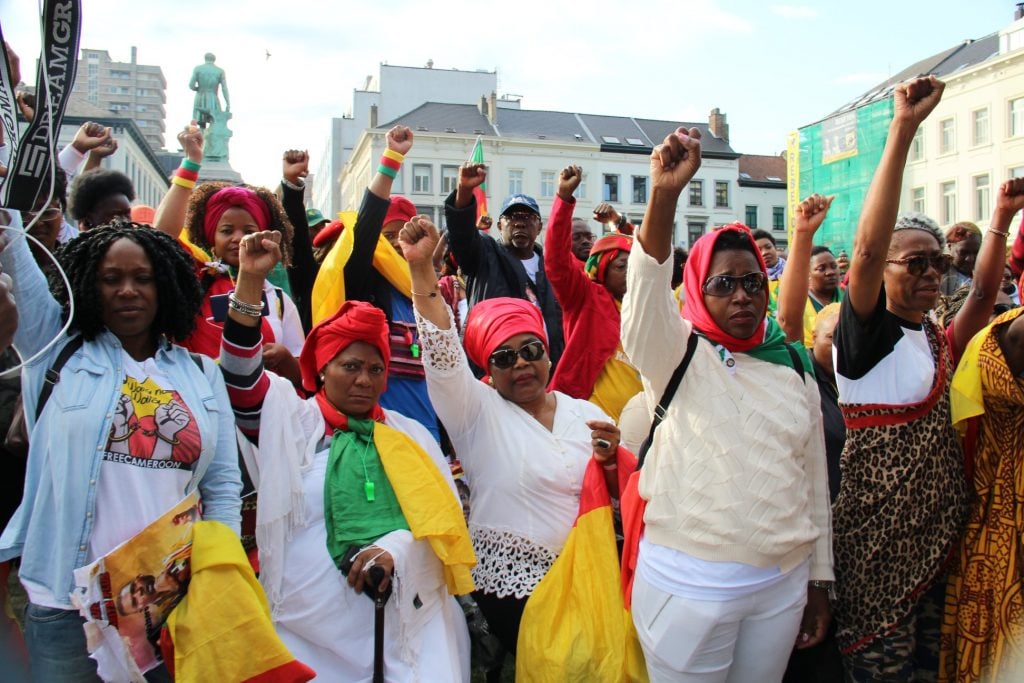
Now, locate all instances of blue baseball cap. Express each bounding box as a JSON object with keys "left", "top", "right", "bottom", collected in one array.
[{"left": 499, "top": 194, "right": 541, "bottom": 218}]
